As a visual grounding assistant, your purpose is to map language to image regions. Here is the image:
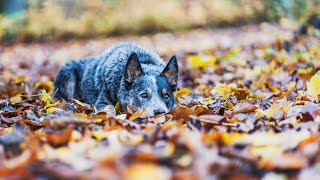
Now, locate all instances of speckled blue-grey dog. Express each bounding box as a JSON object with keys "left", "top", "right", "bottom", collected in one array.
[{"left": 53, "top": 42, "right": 178, "bottom": 116}]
